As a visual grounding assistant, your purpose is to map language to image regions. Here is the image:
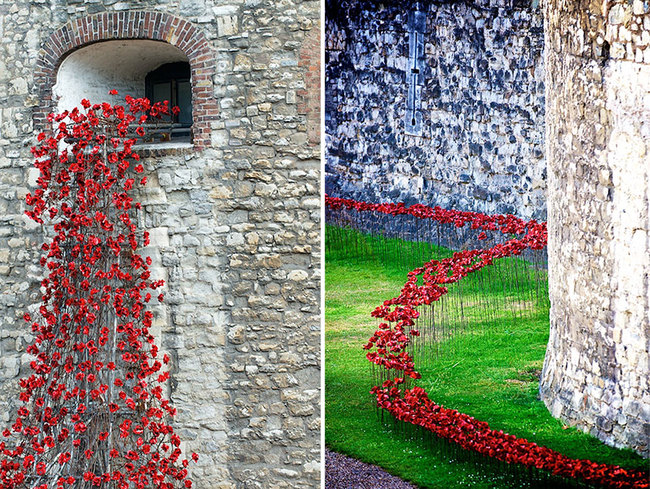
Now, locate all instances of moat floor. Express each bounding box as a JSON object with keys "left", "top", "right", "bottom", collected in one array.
[{"left": 325, "top": 448, "right": 419, "bottom": 489}]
